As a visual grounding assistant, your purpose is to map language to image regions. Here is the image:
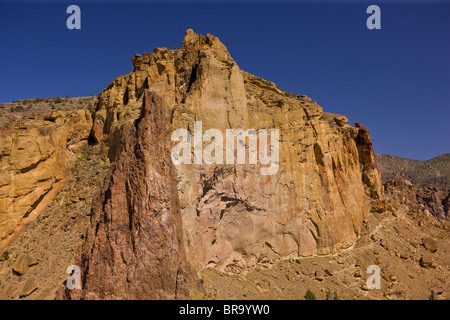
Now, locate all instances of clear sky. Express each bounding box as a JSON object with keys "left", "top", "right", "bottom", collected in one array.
[{"left": 0, "top": 0, "right": 449, "bottom": 161}]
